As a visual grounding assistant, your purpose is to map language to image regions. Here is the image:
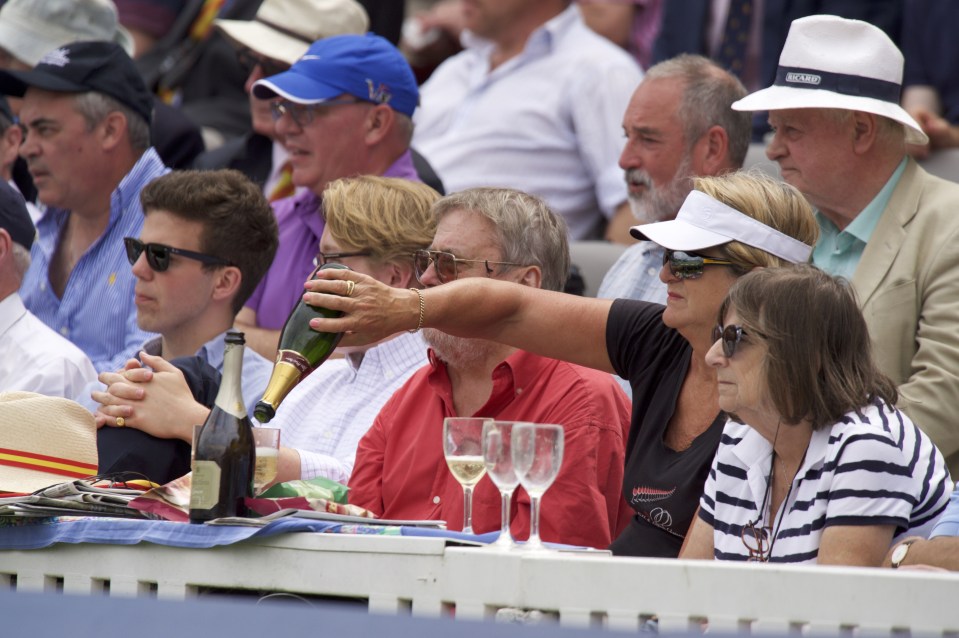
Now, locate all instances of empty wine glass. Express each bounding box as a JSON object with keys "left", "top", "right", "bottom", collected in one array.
[
  {"left": 482, "top": 420, "right": 524, "bottom": 549},
  {"left": 512, "top": 423, "right": 564, "bottom": 550},
  {"left": 443, "top": 417, "right": 490, "bottom": 534}
]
